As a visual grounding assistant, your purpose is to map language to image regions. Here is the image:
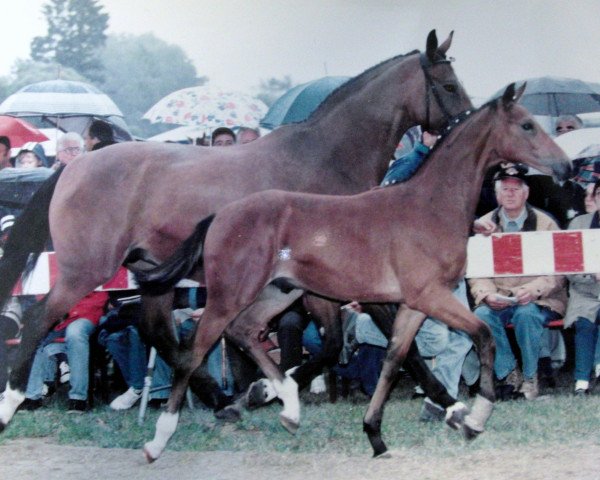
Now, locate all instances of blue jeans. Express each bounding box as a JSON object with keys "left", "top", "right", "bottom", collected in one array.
[
  {"left": 474, "top": 303, "right": 560, "bottom": 380},
  {"left": 574, "top": 317, "right": 600, "bottom": 382},
  {"left": 26, "top": 318, "right": 95, "bottom": 401}
]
